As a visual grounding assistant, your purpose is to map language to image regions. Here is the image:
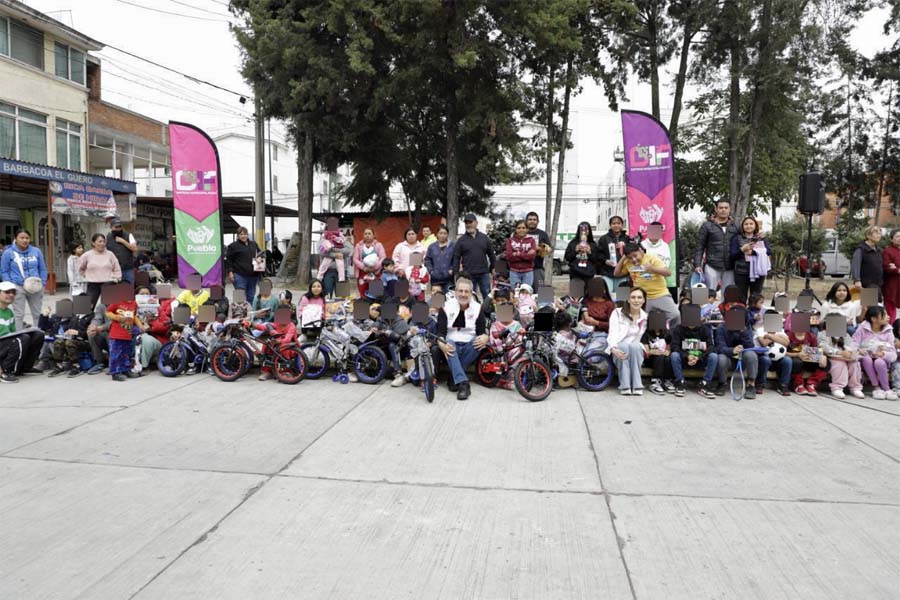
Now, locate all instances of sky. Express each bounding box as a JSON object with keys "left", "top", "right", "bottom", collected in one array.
[{"left": 20, "top": 0, "right": 899, "bottom": 209}]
